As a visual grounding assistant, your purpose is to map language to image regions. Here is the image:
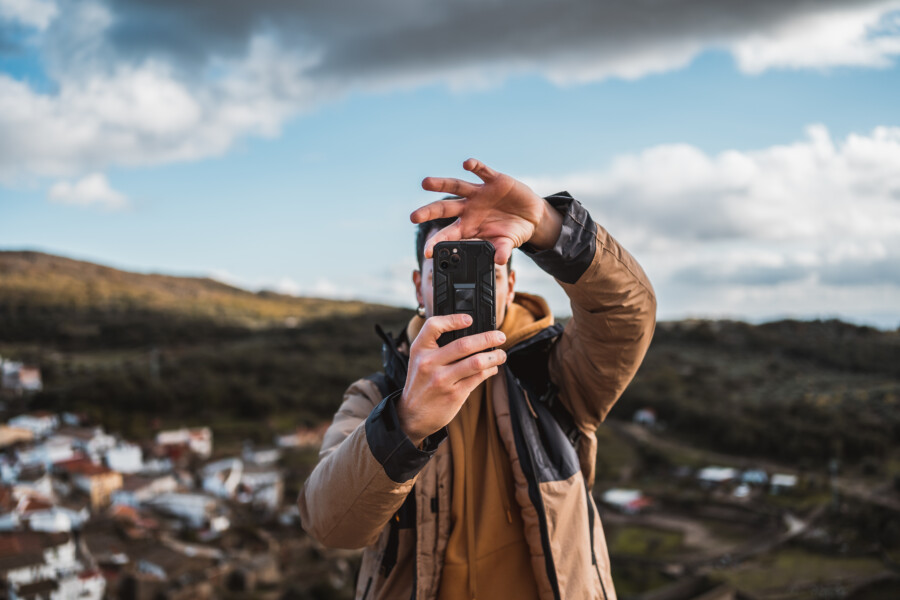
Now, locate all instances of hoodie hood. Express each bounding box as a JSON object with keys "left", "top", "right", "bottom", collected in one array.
[{"left": 404, "top": 292, "right": 554, "bottom": 351}]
